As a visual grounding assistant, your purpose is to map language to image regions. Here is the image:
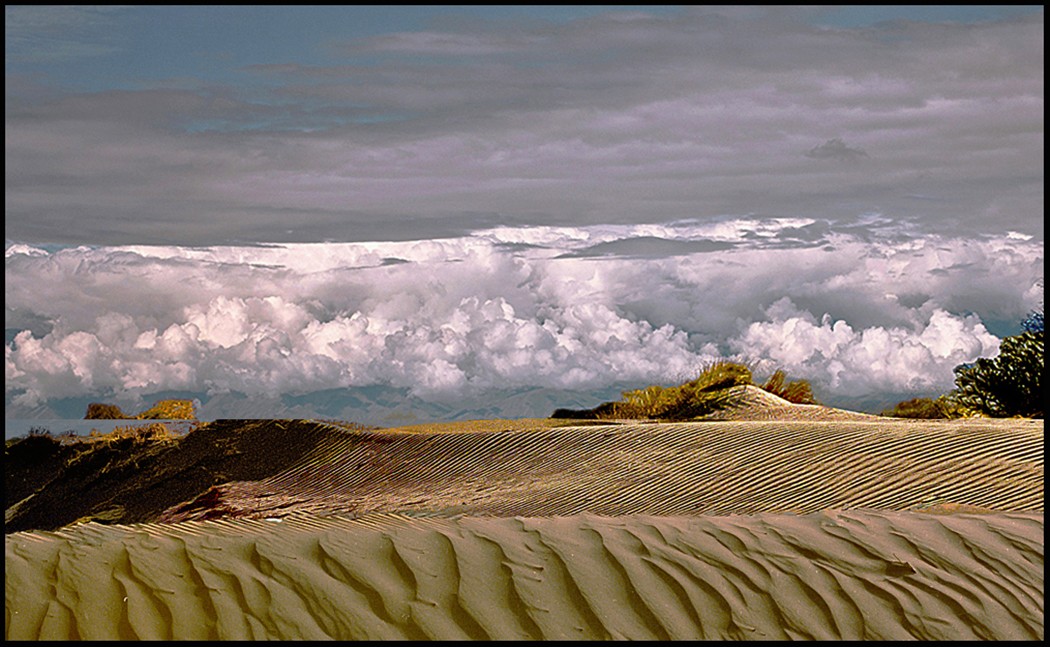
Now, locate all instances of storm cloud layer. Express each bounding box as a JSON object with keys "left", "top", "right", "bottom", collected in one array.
[
  {"left": 6, "top": 220, "right": 1042, "bottom": 415},
  {"left": 4, "top": 7, "right": 1043, "bottom": 419},
  {"left": 5, "top": 7, "right": 1044, "bottom": 244}
]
